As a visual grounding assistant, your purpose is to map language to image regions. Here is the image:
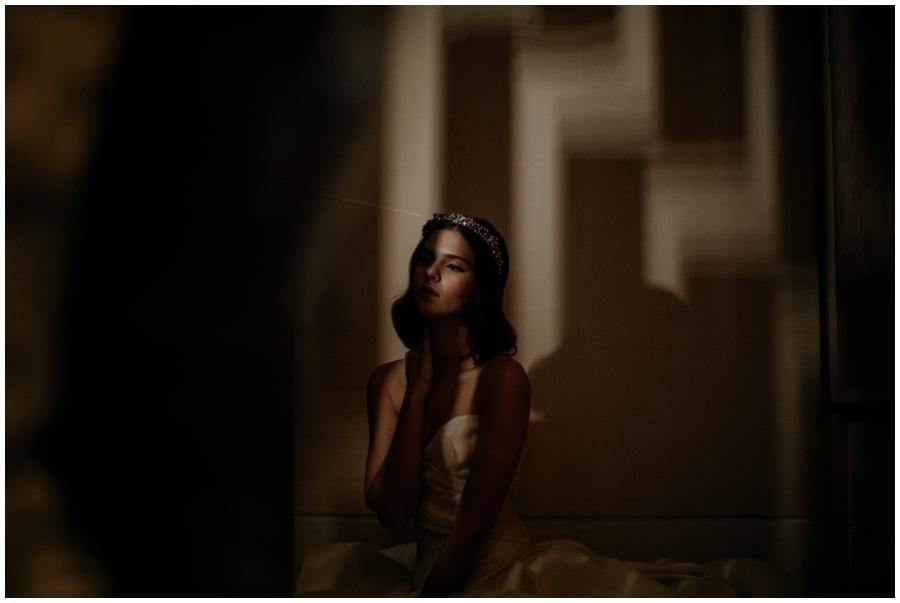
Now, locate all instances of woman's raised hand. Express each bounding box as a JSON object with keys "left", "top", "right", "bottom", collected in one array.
[{"left": 405, "top": 328, "right": 434, "bottom": 401}]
